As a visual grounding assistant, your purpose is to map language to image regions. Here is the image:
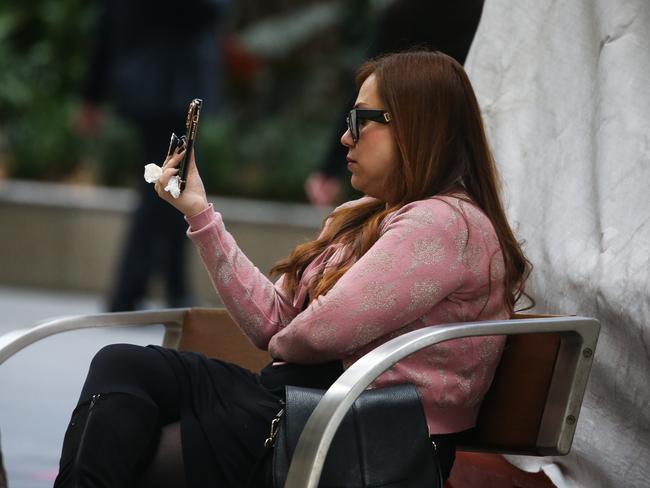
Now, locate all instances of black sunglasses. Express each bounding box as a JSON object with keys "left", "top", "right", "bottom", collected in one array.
[{"left": 346, "top": 108, "right": 391, "bottom": 143}]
